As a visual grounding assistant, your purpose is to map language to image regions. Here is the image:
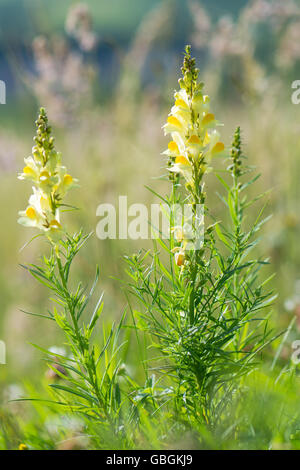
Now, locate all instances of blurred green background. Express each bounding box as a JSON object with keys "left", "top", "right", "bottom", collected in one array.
[{"left": 0, "top": 0, "right": 300, "bottom": 429}]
